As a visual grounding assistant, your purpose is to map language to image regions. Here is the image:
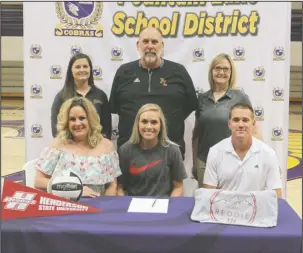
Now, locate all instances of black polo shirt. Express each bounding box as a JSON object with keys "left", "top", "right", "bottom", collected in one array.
[
  {"left": 51, "top": 85, "right": 112, "bottom": 139},
  {"left": 109, "top": 59, "right": 197, "bottom": 157},
  {"left": 196, "top": 88, "right": 252, "bottom": 161}
]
